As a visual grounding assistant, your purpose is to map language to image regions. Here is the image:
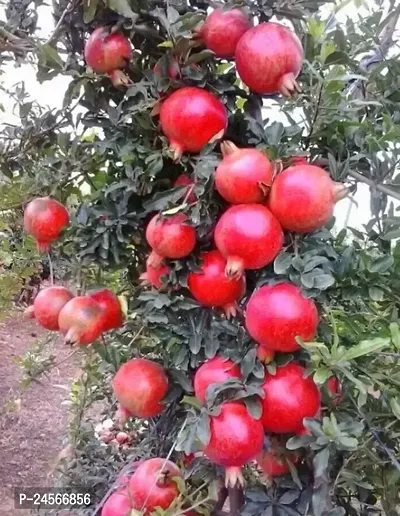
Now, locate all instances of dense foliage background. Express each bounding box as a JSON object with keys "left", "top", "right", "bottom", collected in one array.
[{"left": 1, "top": 0, "right": 400, "bottom": 515}]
